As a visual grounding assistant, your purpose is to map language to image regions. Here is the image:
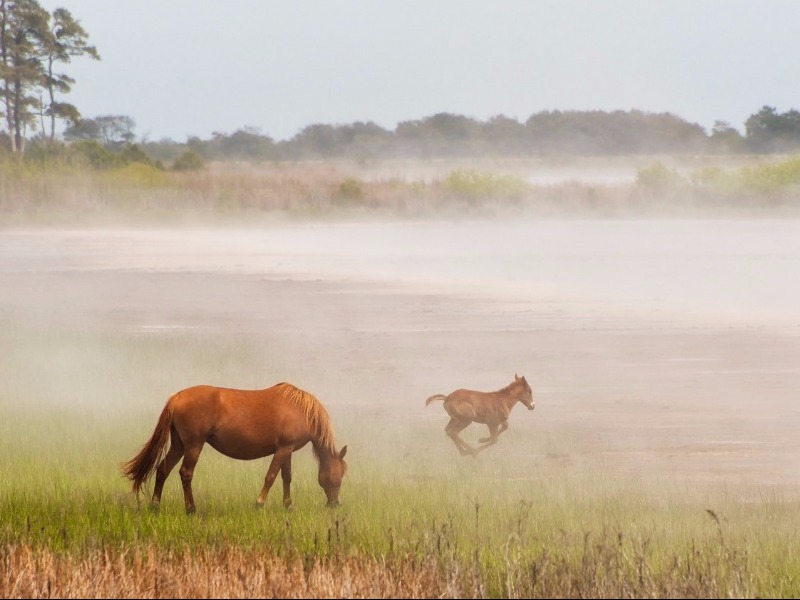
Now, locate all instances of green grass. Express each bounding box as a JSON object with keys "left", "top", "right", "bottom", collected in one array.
[{"left": 2, "top": 318, "right": 800, "bottom": 597}]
